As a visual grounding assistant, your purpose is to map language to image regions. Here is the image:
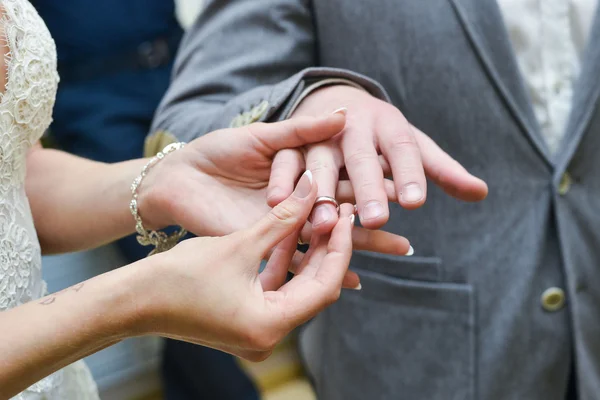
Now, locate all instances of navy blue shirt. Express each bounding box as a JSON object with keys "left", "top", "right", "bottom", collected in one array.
[{"left": 33, "top": 0, "right": 179, "bottom": 63}]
